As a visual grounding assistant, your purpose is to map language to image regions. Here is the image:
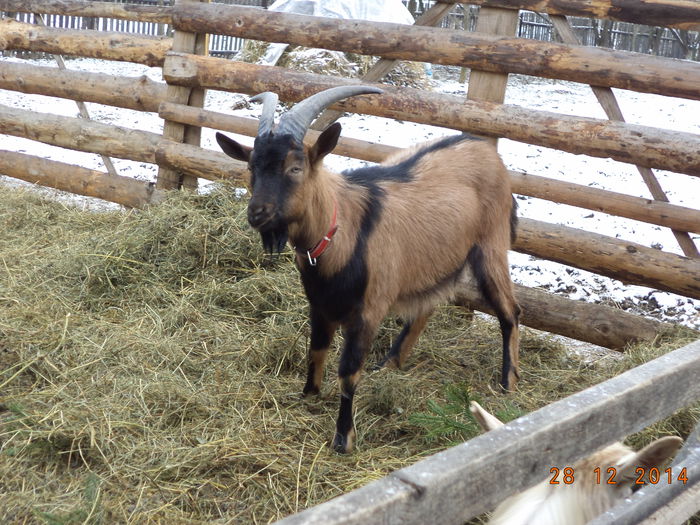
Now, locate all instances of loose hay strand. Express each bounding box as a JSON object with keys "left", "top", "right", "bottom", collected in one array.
[{"left": 0, "top": 184, "right": 697, "bottom": 524}]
